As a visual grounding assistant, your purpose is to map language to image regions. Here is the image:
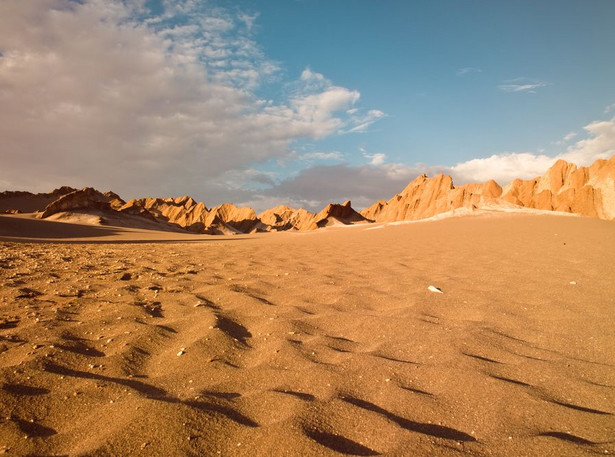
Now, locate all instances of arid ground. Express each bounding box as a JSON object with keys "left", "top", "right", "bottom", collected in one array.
[{"left": 0, "top": 213, "right": 613, "bottom": 456}]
